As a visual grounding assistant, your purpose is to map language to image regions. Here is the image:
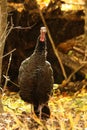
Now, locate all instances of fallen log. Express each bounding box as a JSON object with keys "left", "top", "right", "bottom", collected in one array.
[{"left": 59, "top": 51, "right": 87, "bottom": 76}]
